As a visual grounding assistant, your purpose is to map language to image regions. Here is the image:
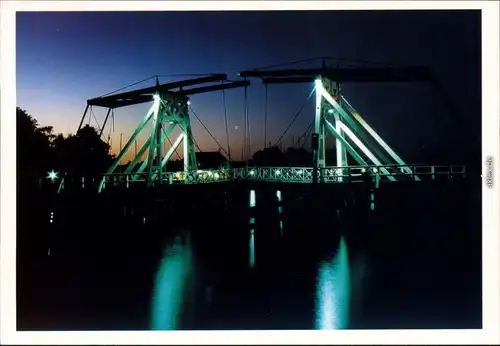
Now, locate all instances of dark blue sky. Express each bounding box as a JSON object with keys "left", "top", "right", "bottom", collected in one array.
[{"left": 17, "top": 10, "right": 481, "bottom": 161}]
